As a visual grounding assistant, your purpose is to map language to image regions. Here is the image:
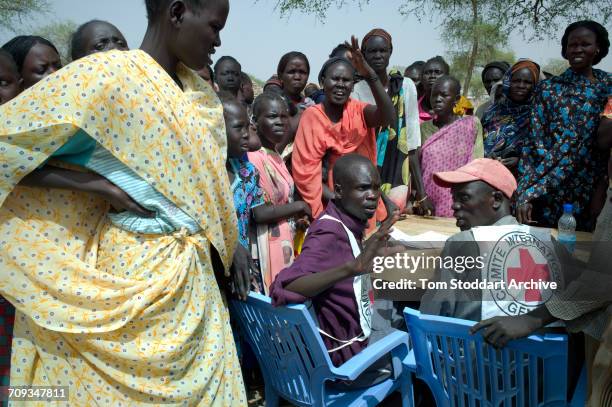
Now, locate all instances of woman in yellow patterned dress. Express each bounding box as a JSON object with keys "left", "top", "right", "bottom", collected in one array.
[{"left": 0, "top": 0, "right": 249, "bottom": 405}]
